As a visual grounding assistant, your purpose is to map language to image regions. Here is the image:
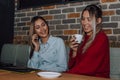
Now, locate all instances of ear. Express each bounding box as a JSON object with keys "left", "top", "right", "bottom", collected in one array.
[{"left": 97, "top": 18, "right": 102, "bottom": 24}]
